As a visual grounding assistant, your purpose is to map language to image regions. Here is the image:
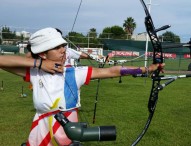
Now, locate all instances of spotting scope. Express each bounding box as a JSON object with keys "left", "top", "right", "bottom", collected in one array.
[{"left": 54, "top": 112, "right": 116, "bottom": 142}]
